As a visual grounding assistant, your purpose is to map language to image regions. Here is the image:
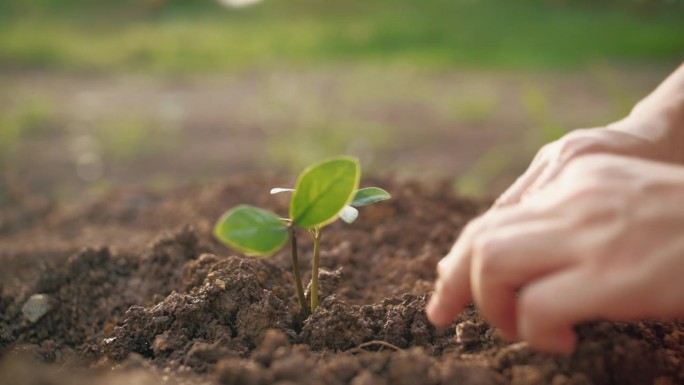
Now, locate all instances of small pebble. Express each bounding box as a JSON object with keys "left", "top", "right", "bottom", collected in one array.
[
  {"left": 21, "top": 294, "right": 53, "bottom": 323},
  {"left": 455, "top": 321, "right": 480, "bottom": 345}
]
